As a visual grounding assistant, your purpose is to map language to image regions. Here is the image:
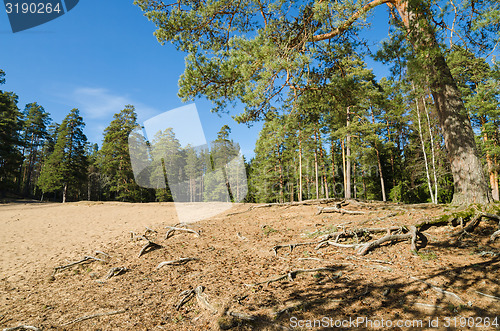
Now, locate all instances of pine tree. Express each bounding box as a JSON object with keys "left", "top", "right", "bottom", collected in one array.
[
  {"left": 37, "top": 108, "right": 88, "bottom": 202},
  {"left": 0, "top": 69, "right": 23, "bottom": 193},
  {"left": 100, "top": 105, "right": 147, "bottom": 202},
  {"left": 20, "top": 102, "right": 50, "bottom": 196}
]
